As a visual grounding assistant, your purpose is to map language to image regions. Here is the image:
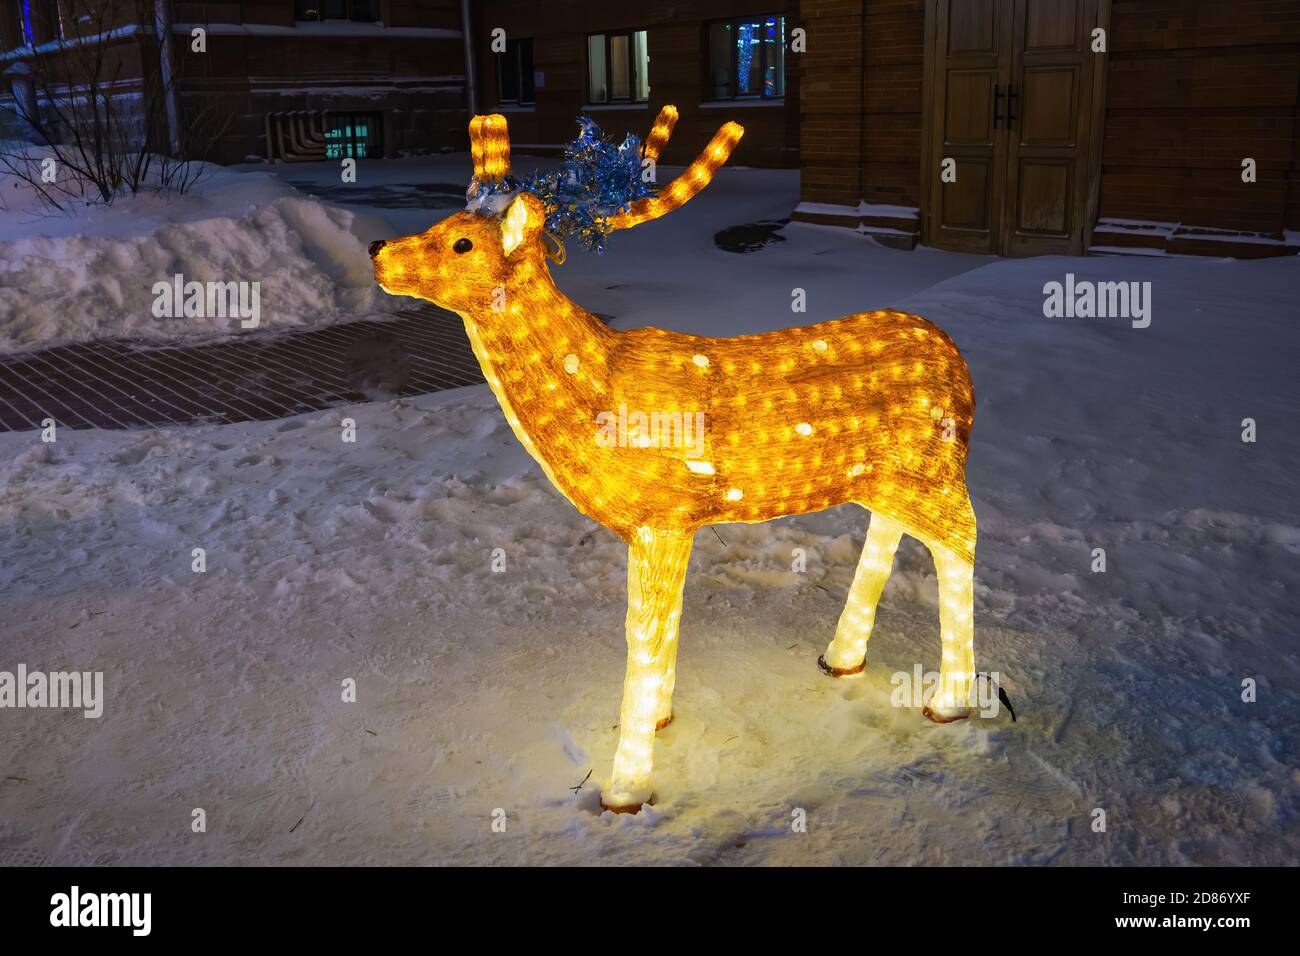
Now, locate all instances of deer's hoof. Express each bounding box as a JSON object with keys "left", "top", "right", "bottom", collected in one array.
[
  {"left": 922, "top": 704, "right": 971, "bottom": 724},
  {"left": 601, "top": 799, "right": 644, "bottom": 814},
  {"left": 655, "top": 714, "right": 673, "bottom": 731},
  {"left": 818, "top": 654, "right": 865, "bottom": 678},
  {"left": 600, "top": 792, "right": 654, "bottom": 815}
]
